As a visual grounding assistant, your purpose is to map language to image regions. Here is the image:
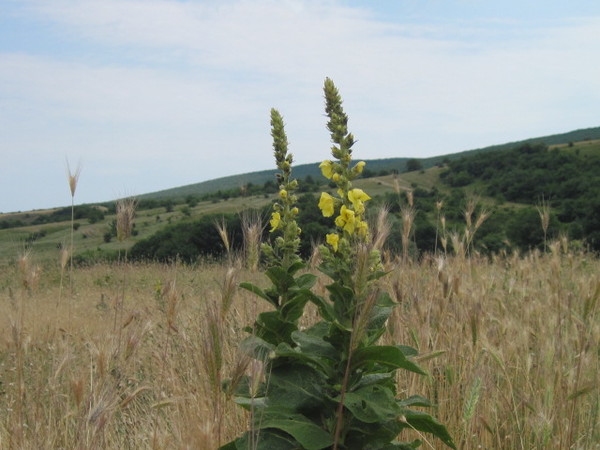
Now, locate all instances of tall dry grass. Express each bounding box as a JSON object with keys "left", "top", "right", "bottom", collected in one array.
[{"left": 0, "top": 244, "right": 598, "bottom": 448}]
